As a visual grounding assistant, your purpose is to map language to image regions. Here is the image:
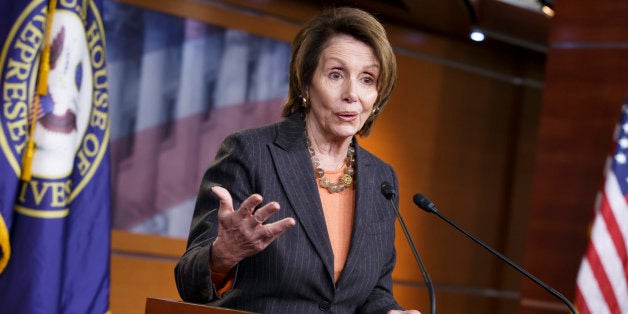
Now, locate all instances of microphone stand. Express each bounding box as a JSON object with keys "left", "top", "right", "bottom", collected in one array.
[
  {"left": 413, "top": 193, "right": 578, "bottom": 314},
  {"left": 381, "top": 183, "right": 436, "bottom": 314}
]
